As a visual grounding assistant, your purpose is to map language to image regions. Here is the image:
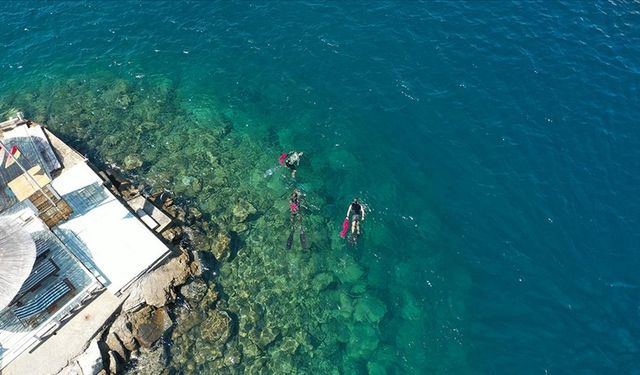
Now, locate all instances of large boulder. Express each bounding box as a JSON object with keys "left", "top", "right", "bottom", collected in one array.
[
  {"left": 139, "top": 252, "right": 192, "bottom": 307},
  {"left": 107, "top": 350, "right": 123, "bottom": 375},
  {"left": 189, "top": 251, "right": 205, "bottom": 277},
  {"left": 105, "top": 331, "right": 128, "bottom": 362},
  {"left": 131, "top": 306, "right": 173, "bottom": 349},
  {"left": 109, "top": 314, "right": 138, "bottom": 352}
]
